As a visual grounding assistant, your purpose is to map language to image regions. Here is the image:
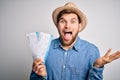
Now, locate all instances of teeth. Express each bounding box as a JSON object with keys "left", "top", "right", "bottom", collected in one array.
[{"left": 65, "top": 32, "right": 72, "bottom": 34}]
